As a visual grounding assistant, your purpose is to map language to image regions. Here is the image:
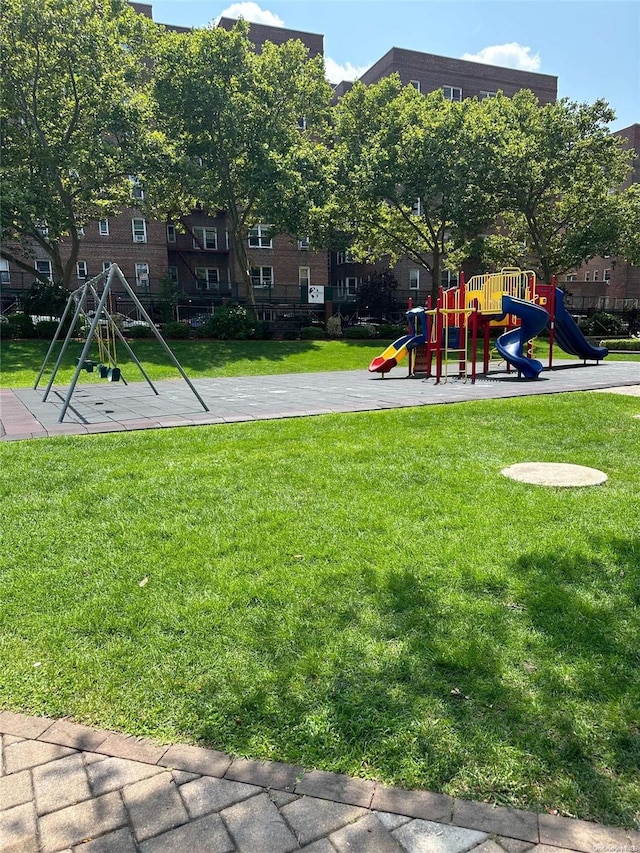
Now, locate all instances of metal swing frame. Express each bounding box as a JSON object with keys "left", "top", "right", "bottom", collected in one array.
[{"left": 34, "top": 264, "right": 209, "bottom": 423}]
